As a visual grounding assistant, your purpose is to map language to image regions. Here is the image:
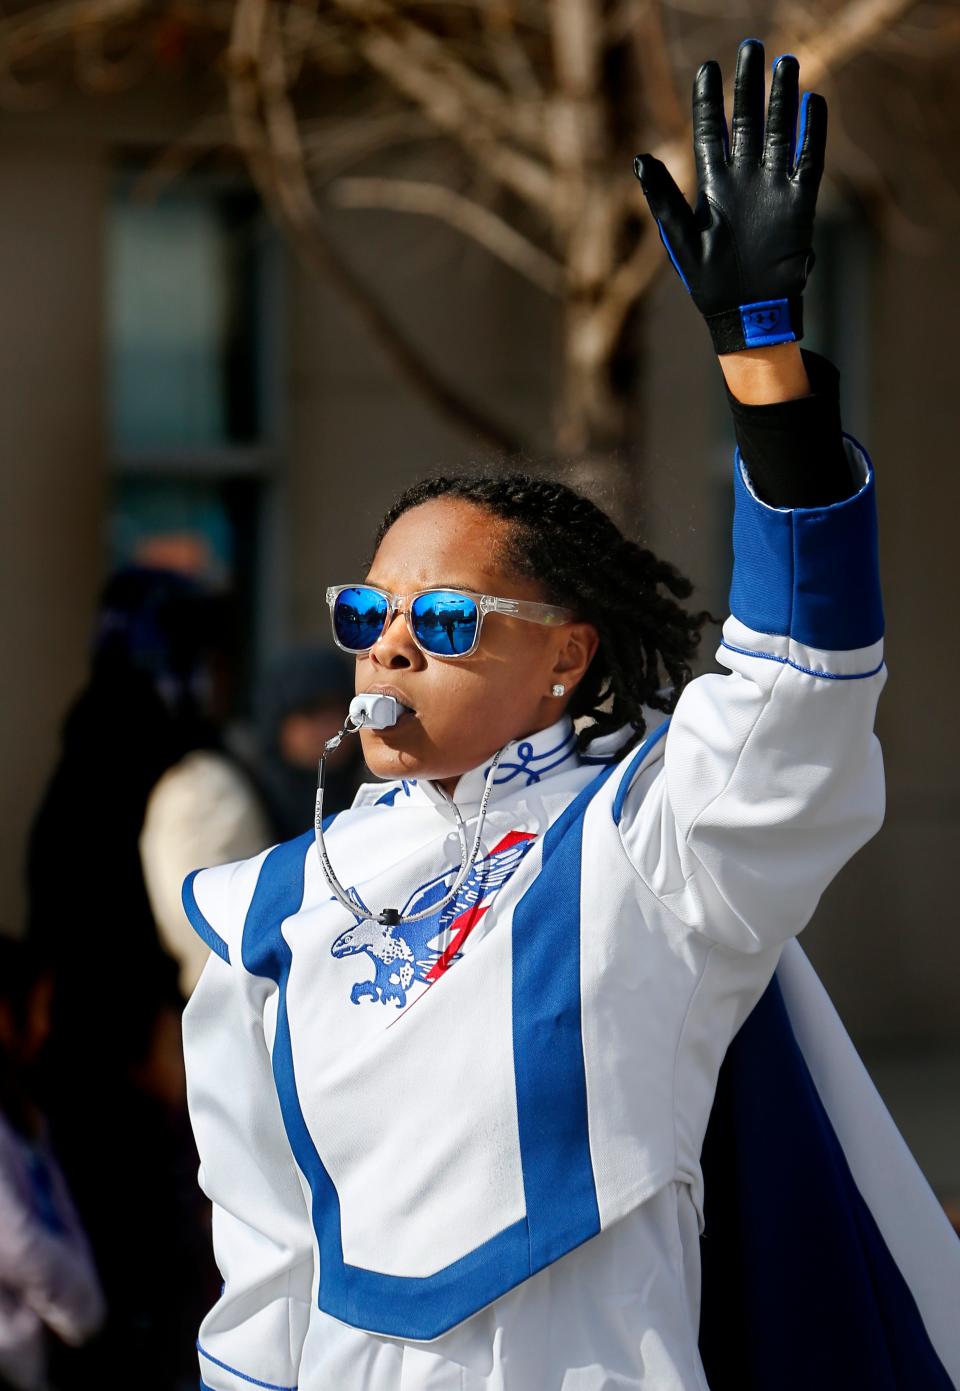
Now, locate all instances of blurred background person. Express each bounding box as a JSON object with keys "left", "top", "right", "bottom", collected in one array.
[
  {"left": 252, "top": 645, "right": 364, "bottom": 842},
  {"left": 139, "top": 736, "right": 271, "bottom": 998},
  {"left": 0, "top": 937, "right": 105, "bottom": 1391},
  {"left": 25, "top": 566, "right": 235, "bottom": 1389},
  {"left": 140, "top": 645, "right": 361, "bottom": 1000},
  {"left": 138, "top": 623, "right": 274, "bottom": 1000}
]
